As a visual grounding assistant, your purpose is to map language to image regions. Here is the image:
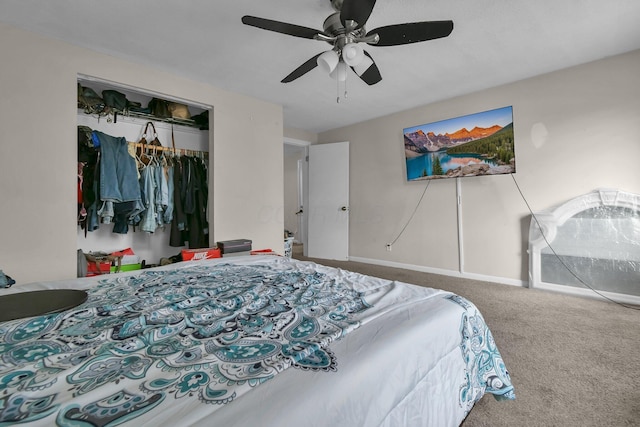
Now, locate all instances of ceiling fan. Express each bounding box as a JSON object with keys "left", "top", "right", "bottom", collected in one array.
[{"left": 241, "top": 0, "right": 453, "bottom": 86}]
